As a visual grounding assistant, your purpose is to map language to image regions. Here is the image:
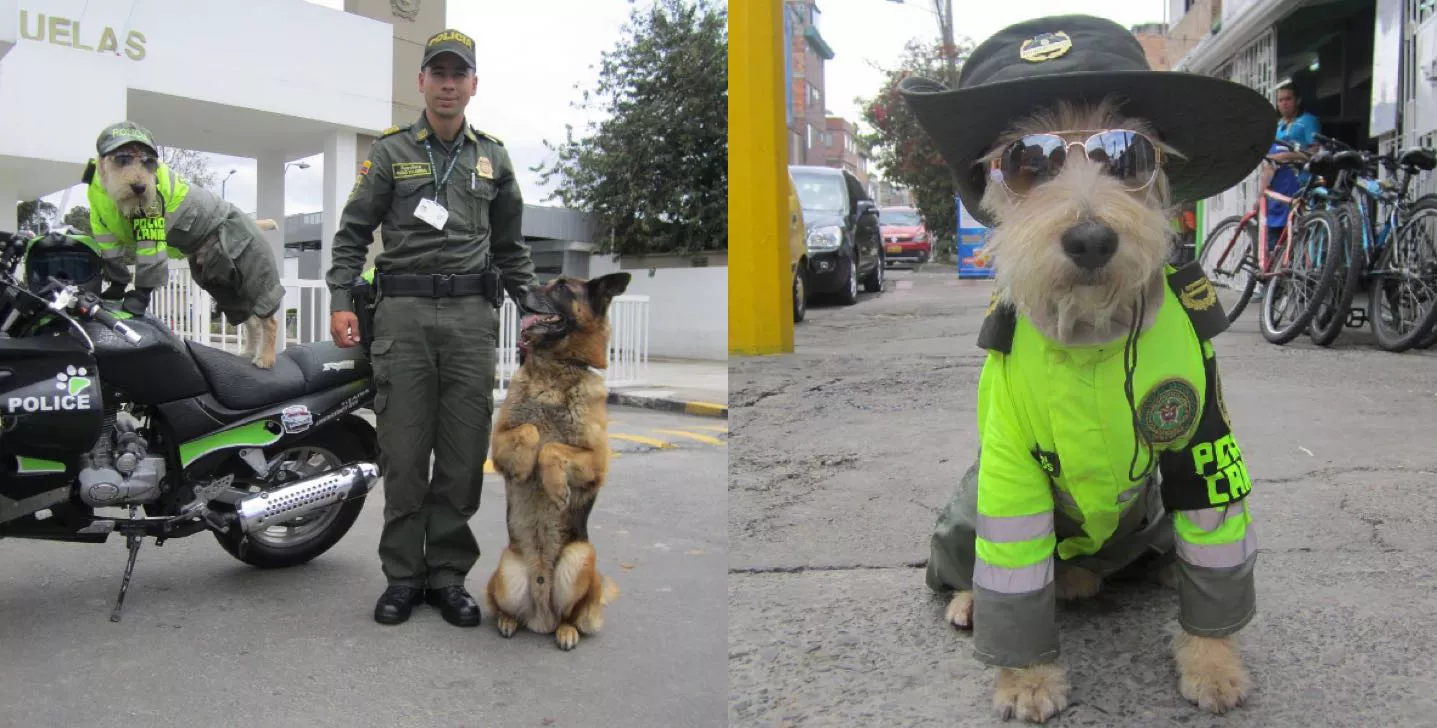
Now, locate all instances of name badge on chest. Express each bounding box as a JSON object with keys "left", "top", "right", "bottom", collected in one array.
[{"left": 414, "top": 198, "right": 449, "bottom": 230}]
